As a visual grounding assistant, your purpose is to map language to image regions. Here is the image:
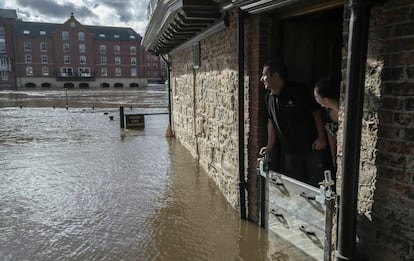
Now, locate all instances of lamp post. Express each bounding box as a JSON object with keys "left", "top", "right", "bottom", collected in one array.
[{"left": 65, "top": 87, "right": 68, "bottom": 110}]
